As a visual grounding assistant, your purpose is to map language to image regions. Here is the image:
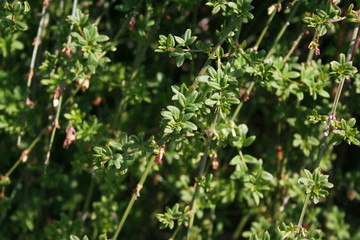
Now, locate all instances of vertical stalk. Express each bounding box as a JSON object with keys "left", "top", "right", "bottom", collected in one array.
[
  {"left": 113, "top": 1, "right": 168, "bottom": 128},
  {"left": 306, "top": 49, "right": 314, "bottom": 65},
  {"left": 296, "top": 194, "right": 310, "bottom": 229},
  {"left": 266, "top": 0, "right": 302, "bottom": 58},
  {"left": 315, "top": 24, "right": 359, "bottom": 169},
  {"left": 186, "top": 114, "right": 217, "bottom": 240},
  {"left": 5, "top": 127, "right": 46, "bottom": 178},
  {"left": 231, "top": 81, "right": 255, "bottom": 122},
  {"left": 44, "top": 0, "right": 78, "bottom": 174},
  {"left": 232, "top": 214, "right": 250, "bottom": 240},
  {"left": 18, "top": 1, "right": 49, "bottom": 147},
  {"left": 112, "top": 155, "right": 156, "bottom": 240},
  {"left": 296, "top": 23, "right": 360, "bottom": 235},
  {"left": 192, "top": 17, "right": 242, "bottom": 88},
  {"left": 112, "top": 0, "right": 145, "bottom": 46},
  {"left": 283, "top": 32, "right": 304, "bottom": 63},
  {"left": 253, "top": 0, "right": 281, "bottom": 51}
]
